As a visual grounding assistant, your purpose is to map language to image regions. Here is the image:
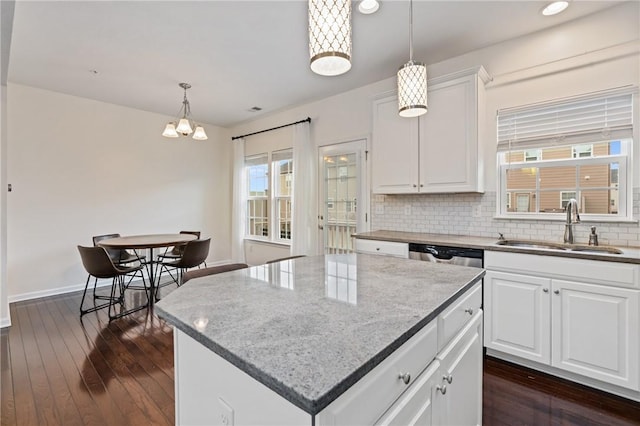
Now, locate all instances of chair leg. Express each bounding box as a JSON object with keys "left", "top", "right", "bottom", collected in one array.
[{"left": 109, "top": 269, "right": 150, "bottom": 322}]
